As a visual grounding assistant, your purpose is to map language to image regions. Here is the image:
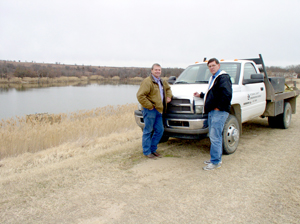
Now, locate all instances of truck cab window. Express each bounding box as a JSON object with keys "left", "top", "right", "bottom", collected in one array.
[
  {"left": 243, "top": 63, "right": 257, "bottom": 80},
  {"left": 219, "top": 63, "right": 240, "bottom": 84}
]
